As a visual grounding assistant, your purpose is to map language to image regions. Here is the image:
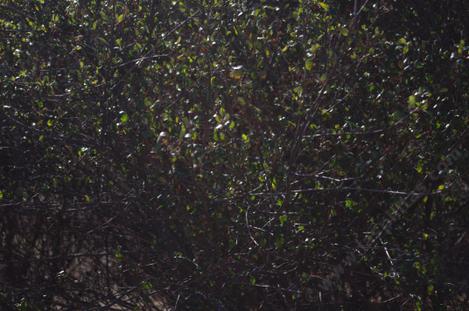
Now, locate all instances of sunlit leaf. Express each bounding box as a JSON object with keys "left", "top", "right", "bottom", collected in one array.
[{"left": 305, "top": 59, "right": 314, "bottom": 71}]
